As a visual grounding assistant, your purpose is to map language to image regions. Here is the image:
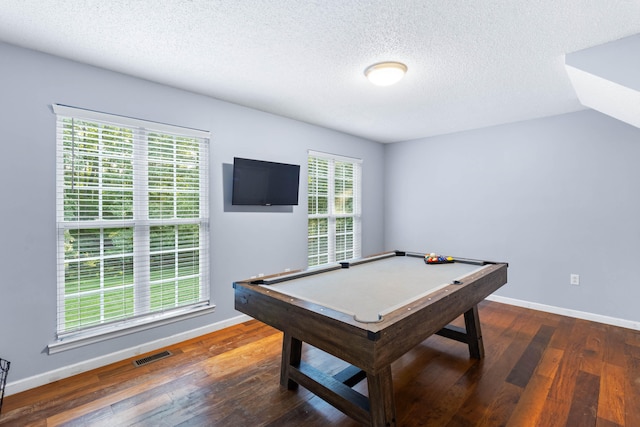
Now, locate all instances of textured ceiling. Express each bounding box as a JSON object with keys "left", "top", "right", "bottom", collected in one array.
[{"left": 1, "top": 1, "right": 640, "bottom": 143}]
